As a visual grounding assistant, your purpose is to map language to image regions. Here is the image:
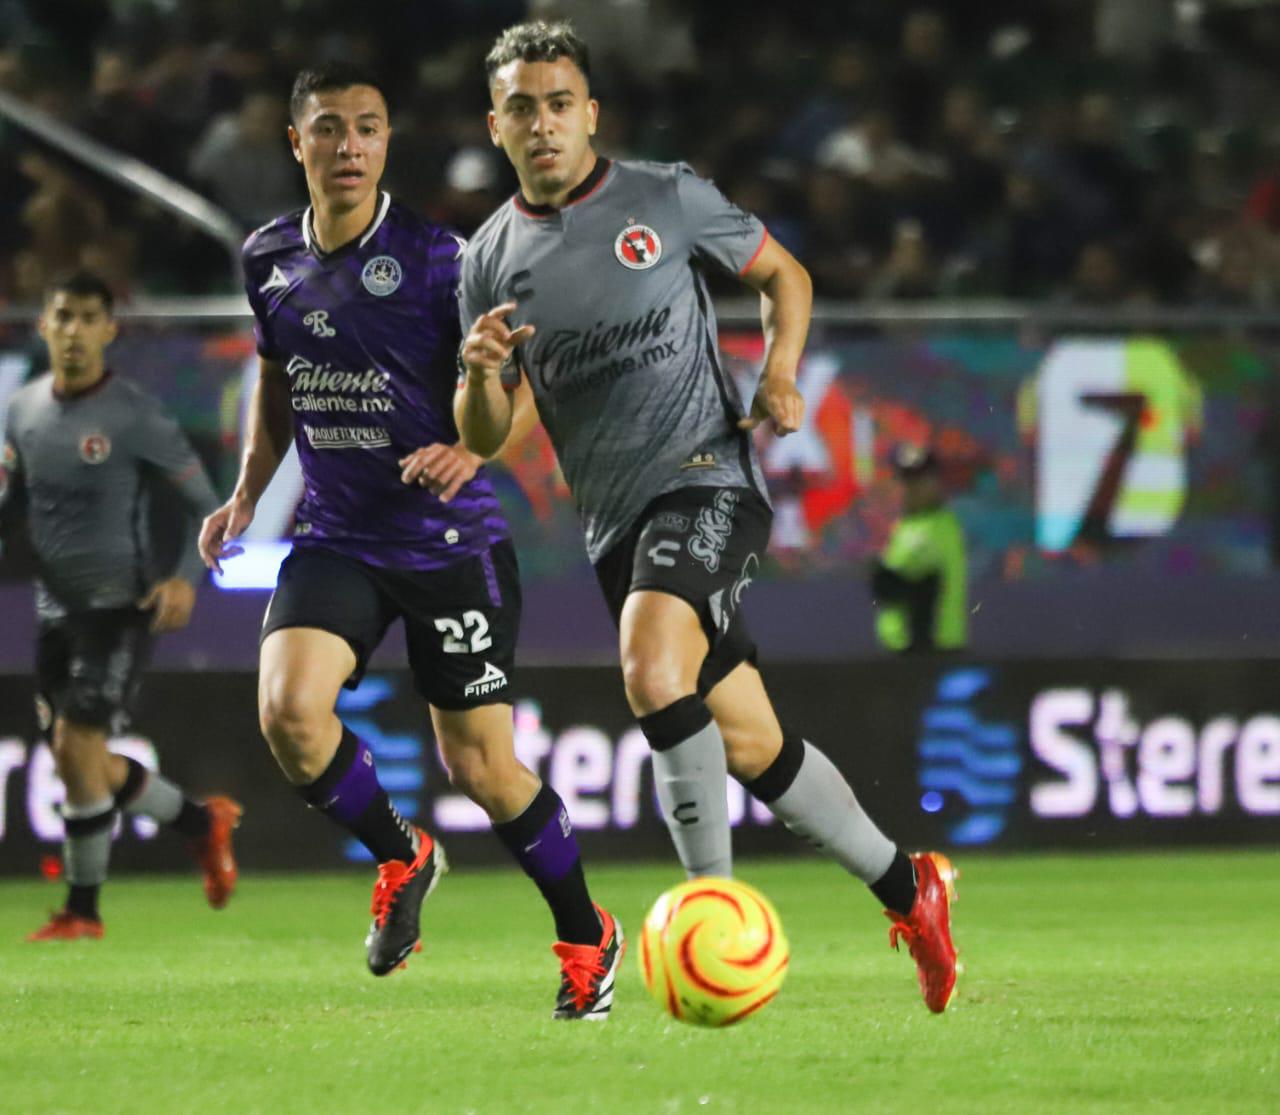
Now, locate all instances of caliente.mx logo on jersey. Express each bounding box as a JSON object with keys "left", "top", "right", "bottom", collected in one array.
[{"left": 615, "top": 223, "right": 662, "bottom": 270}]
